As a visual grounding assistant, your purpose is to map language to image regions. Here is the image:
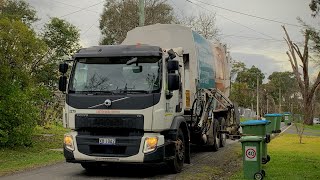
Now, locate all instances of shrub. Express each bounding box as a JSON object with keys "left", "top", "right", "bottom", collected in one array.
[{"left": 0, "top": 82, "right": 38, "bottom": 147}]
